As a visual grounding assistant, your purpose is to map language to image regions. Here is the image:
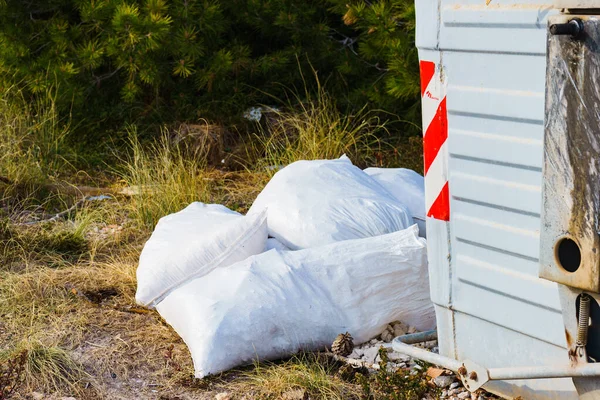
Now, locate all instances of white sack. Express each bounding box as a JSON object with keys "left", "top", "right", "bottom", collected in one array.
[
  {"left": 136, "top": 202, "right": 268, "bottom": 307},
  {"left": 248, "top": 157, "right": 413, "bottom": 250},
  {"left": 156, "top": 225, "right": 434, "bottom": 378},
  {"left": 363, "top": 168, "right": 426, "bottom": 236}
]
